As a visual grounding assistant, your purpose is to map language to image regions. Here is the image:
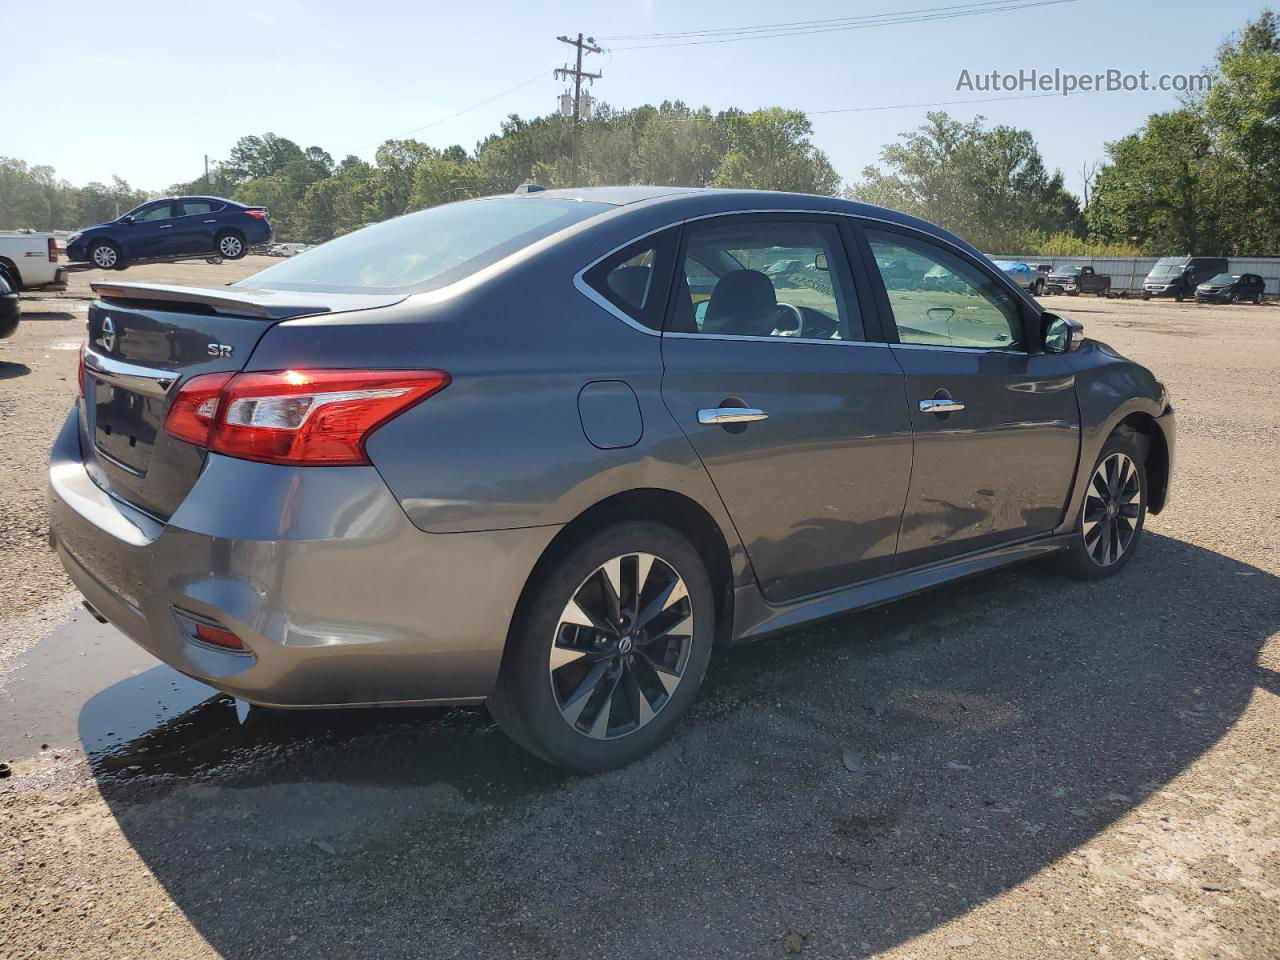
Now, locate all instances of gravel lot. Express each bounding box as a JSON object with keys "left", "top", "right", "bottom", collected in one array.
[{"left": 0, "top": 271, "right": 1276, "bottom": 959}]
